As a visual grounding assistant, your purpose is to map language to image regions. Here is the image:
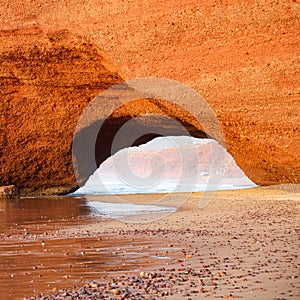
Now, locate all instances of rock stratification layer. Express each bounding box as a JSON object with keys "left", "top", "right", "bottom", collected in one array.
[{"left": 0, "top": 30, "right": 125, "bottom": 194}]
